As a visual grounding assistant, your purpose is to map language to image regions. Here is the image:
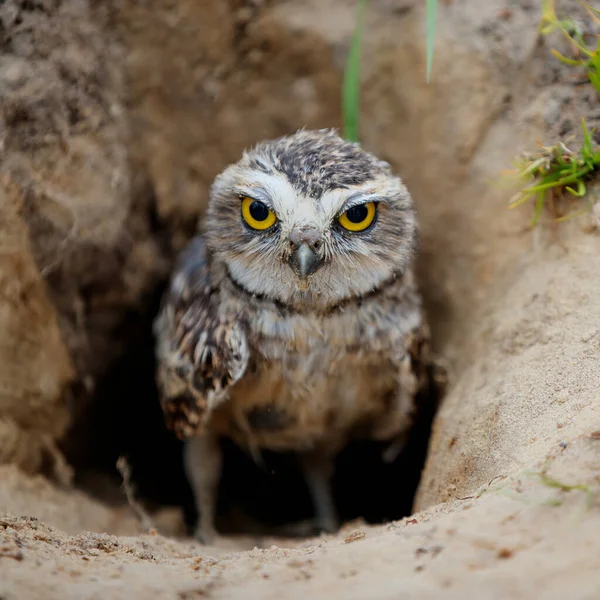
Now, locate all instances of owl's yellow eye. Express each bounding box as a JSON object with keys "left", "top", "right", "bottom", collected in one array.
[
  {"left": 338, "top": 202, "right": 377, "bottom": 232},
  {"left": 241, "top": 196, "right": 277, "bottom": 230}
]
